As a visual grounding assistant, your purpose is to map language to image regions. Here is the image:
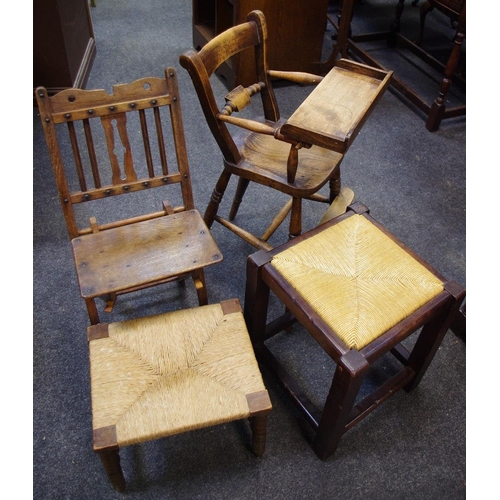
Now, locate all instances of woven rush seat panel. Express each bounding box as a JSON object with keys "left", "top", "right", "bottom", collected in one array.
[
  {"left": 89, "top": 301, "right": 267, "bottom": 447},
  {"left": 270, "top": 214, "right": 445, "bottom": 350}
]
